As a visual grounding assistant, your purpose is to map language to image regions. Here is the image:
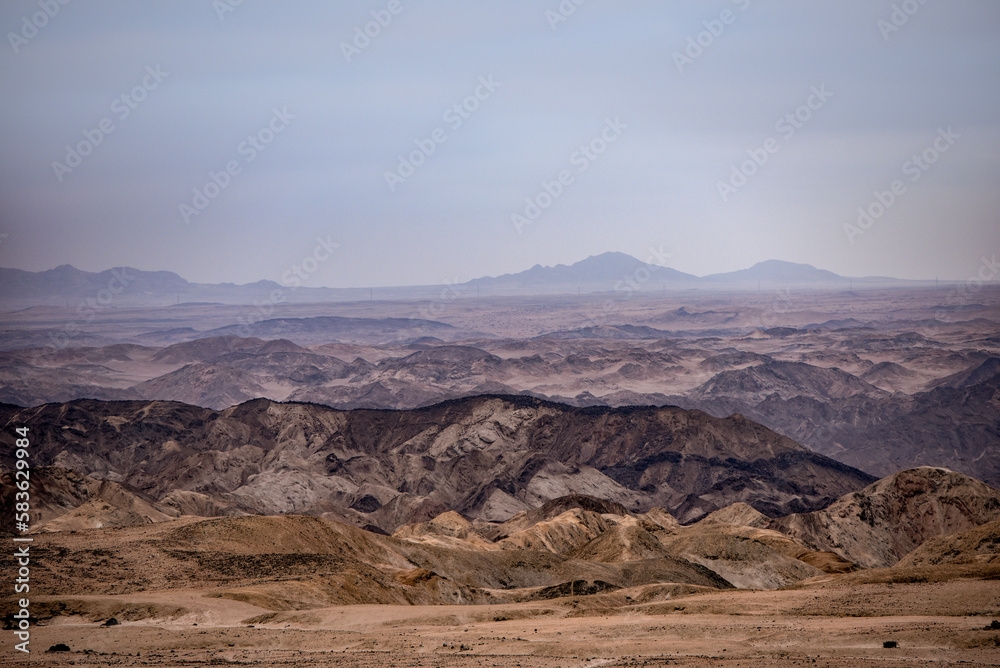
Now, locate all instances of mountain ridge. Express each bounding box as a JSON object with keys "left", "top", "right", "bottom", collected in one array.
[
  {"left": 0, "top": 254, "right": 924, "bottom": 306},
  {"left": 0, "top": 393, "right": 876, "bottom": 530}
]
